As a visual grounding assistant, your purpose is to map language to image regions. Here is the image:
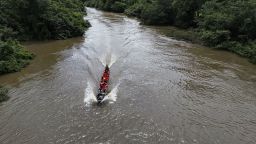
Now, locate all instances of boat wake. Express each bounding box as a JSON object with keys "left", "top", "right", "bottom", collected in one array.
[
  {"left": 84, "top": 82, "right": 97, "bottom": 106},
  {"left": 84, "top": 52, "right": 119, "bottom": 106},
  {"left": 99, "top": 51, "right": 117, "bottom": 67},
  {"left": 101, "top": 83, "right": 119, "bottom": 103},
  {"left": 84, "top": 81, "right": 119, "bottom": 106}
]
